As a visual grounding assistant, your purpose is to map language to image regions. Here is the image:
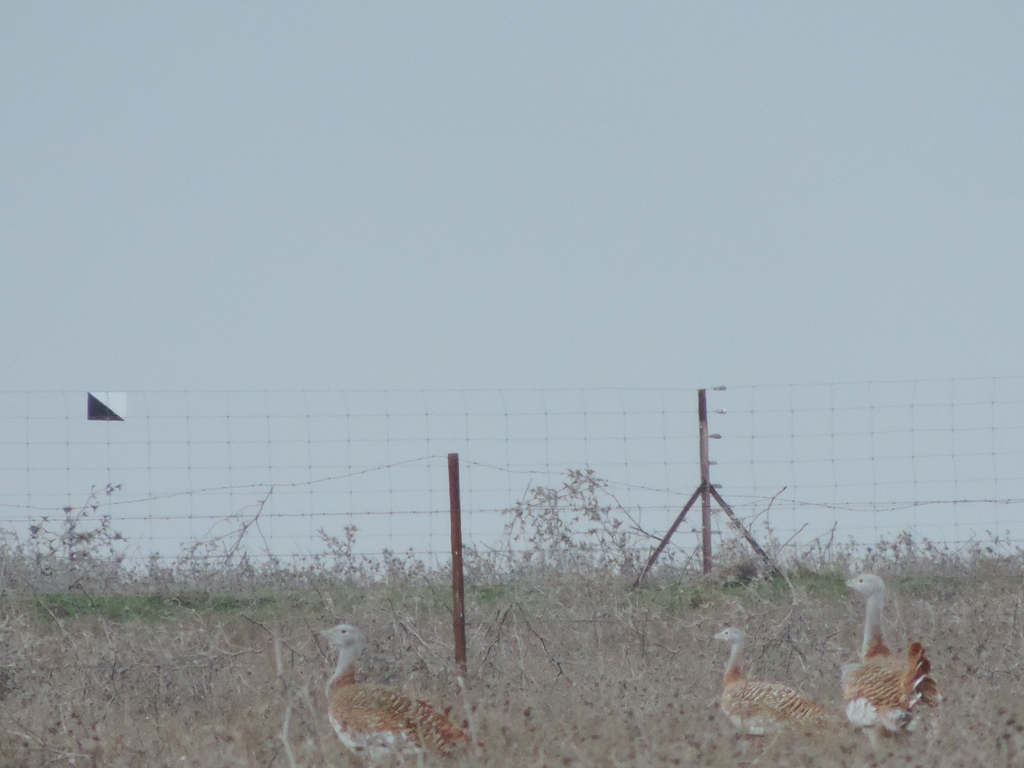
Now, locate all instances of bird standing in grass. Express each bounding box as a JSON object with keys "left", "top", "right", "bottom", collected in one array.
[
  {"left": 842, "top": 574, "right": 941, "bottom": 743},
  {"left": 714, "top": 627, "right": 830, "bottom": 735},
  {"left": 321, "top": 623, "right": 471, "bottom": 762}
]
